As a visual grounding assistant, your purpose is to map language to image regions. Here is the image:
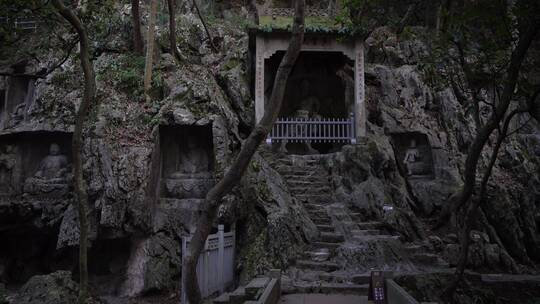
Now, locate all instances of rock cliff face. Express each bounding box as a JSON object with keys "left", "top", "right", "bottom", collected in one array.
[{"left": 0, "top": 1, "right": 539, "bottom": 302}]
